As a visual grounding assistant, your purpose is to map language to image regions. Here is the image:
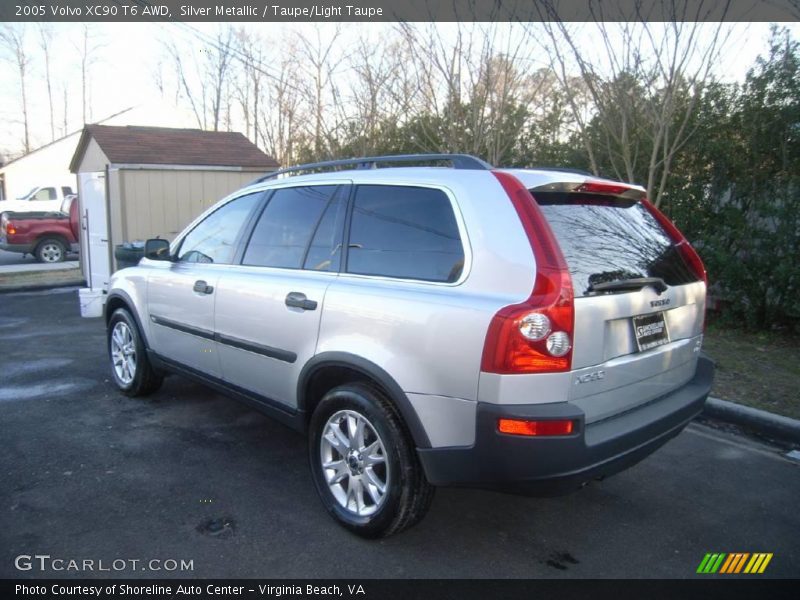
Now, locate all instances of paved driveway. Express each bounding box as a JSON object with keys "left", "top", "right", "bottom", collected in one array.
[{"left": 1, "top": 287, "right": 798, "bottom": 579}]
